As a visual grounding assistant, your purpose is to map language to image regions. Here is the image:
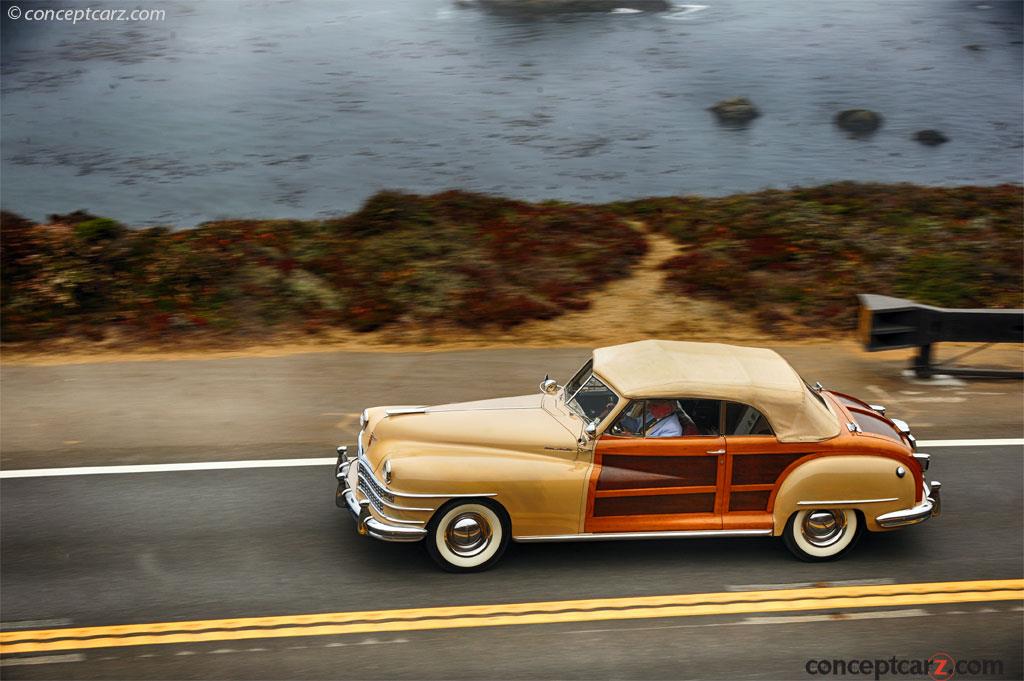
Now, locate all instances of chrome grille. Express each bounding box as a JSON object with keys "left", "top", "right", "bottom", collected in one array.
[
  {"left": 358, "top": 478, "right": 386, "bottom": 514},
  {"left": 358, "top": 459, "right": 394, "bottom": 502},
  {"left": 357, "top": 473, "right": 427, "bottom": 525}
]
